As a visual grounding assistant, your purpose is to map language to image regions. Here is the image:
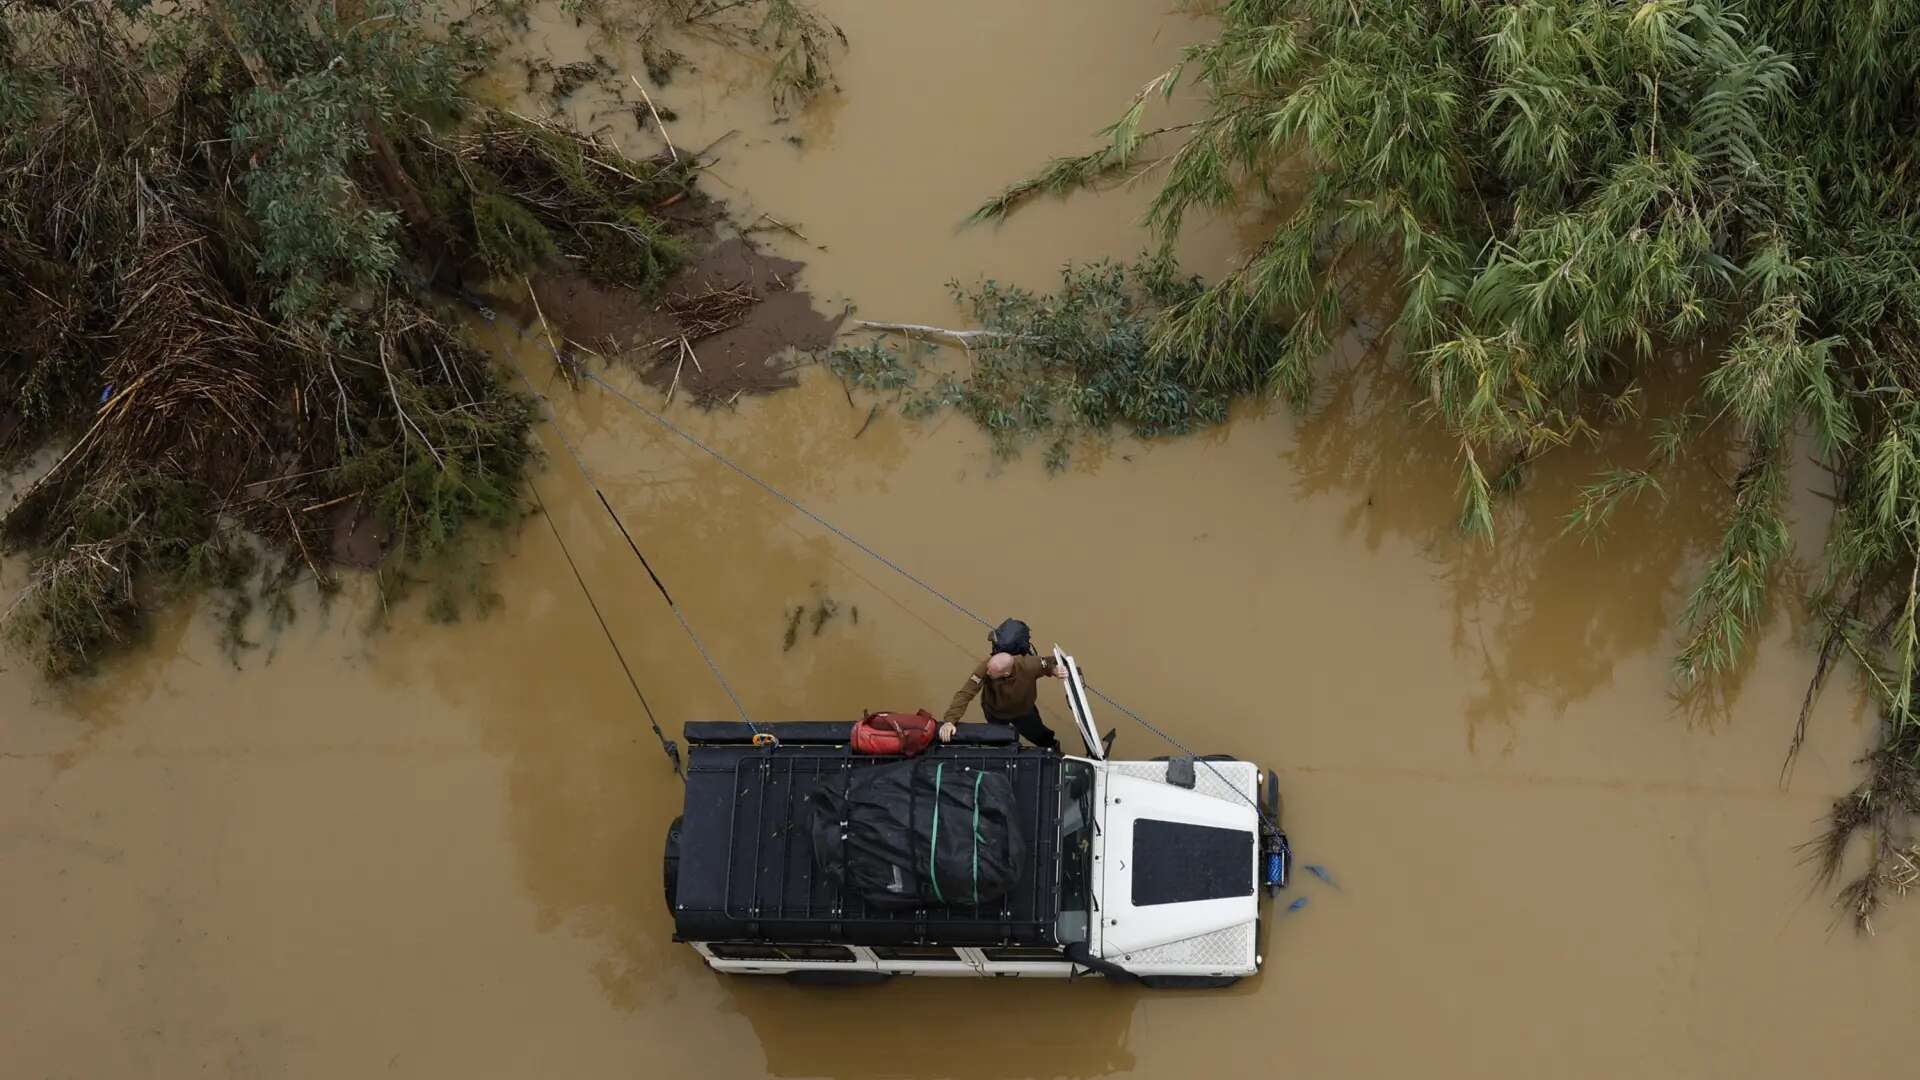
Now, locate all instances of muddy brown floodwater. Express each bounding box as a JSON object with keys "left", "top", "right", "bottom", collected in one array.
[{"left": 6, "top": 2, "right": 1920, "bottom": 1077}]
